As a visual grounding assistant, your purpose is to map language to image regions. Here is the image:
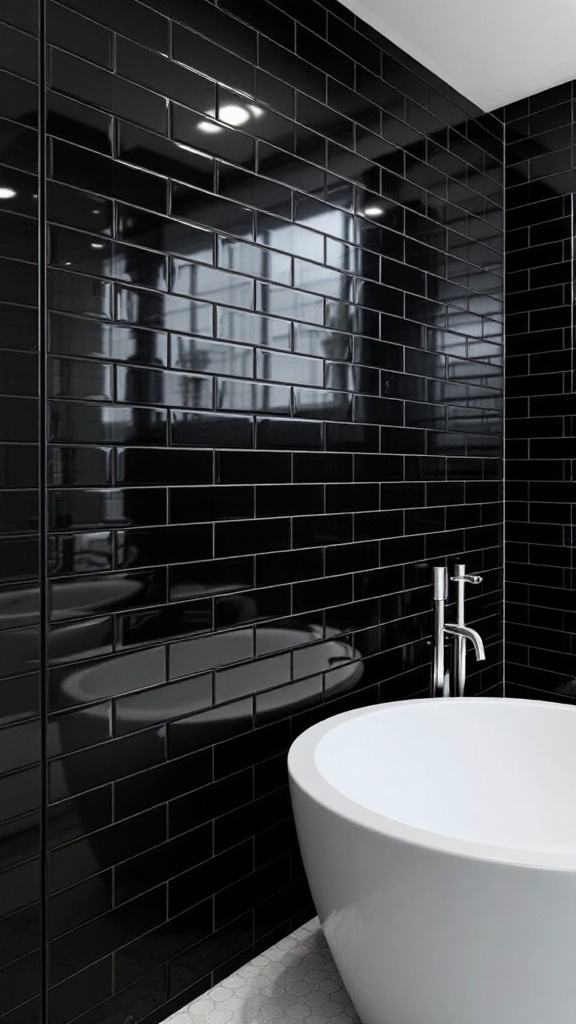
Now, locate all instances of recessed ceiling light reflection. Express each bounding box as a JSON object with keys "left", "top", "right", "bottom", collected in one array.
[
  {"left": 90, "top": 242, "right": 104, "bottom": 250},
  {"left": 197, "top": 120, "right": 224, "bottom": 134},
  {"left": 364, "top": 206, "right": 384, "bottom": 217},
  {"left": 218, "top": 104, "right": 251, "bottom": 126},
  {"left": 196, "top": 101, "right": 264, "bottom": 135},
  {"left": 0, "top": 187, "right": 17, "bottom": 200}
]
